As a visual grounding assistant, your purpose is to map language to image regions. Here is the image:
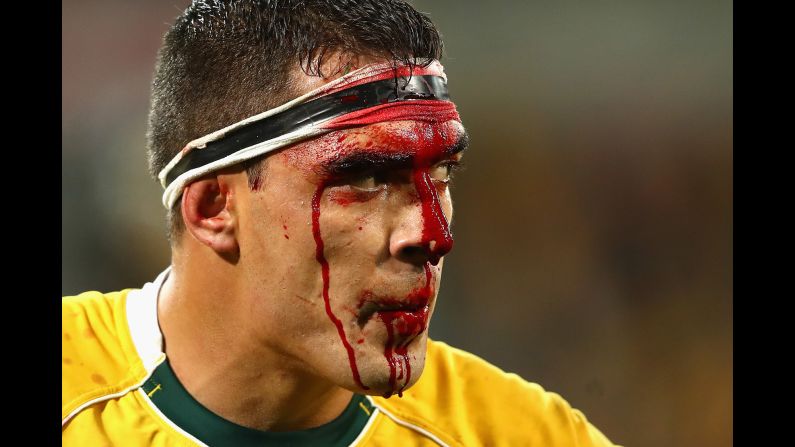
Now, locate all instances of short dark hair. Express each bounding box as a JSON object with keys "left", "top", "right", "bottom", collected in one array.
[{"left": 145, "top": 0, "right": 444, "bottom": 241}]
